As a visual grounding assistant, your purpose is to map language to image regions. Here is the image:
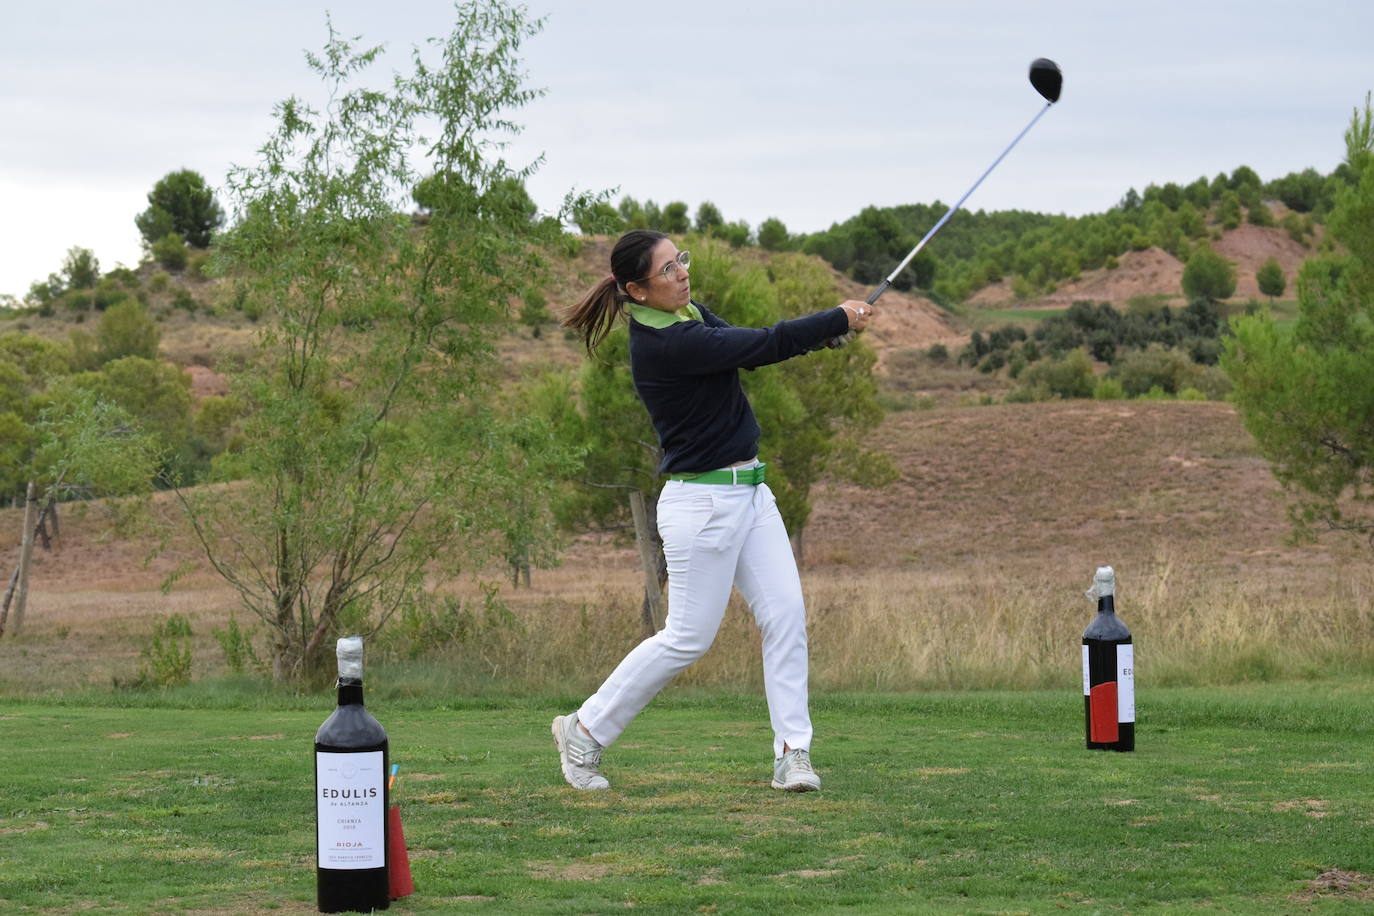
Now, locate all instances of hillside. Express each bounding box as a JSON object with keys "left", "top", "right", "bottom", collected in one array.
[
  {"left": 967, "top": 221, "right": 1317, "bottom": 309},
  {"left": 2, "top": 398, "right": 1364, "bottom": 692},
  {"left": 496, "top": 237, "right": 965, "bottom": 377}
]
